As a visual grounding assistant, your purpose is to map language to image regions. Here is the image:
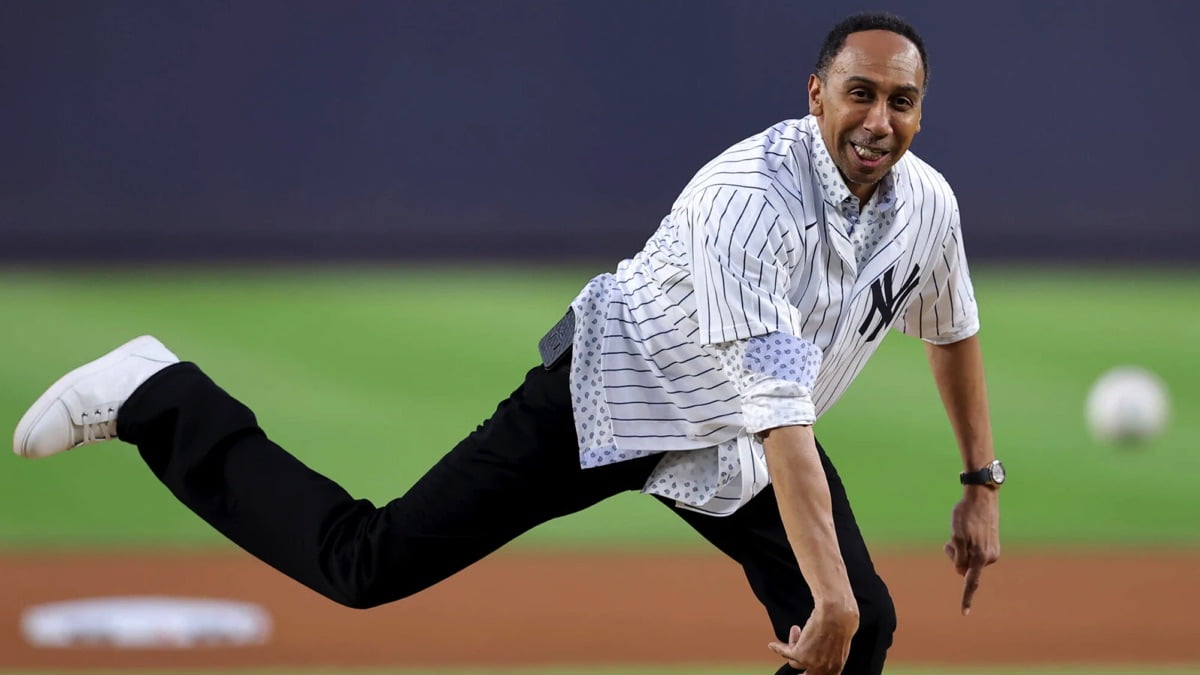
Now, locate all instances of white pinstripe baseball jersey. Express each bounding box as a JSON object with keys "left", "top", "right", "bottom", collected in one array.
[{"left": 568, "top": 115, "right": 979, "bottom": 515}]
